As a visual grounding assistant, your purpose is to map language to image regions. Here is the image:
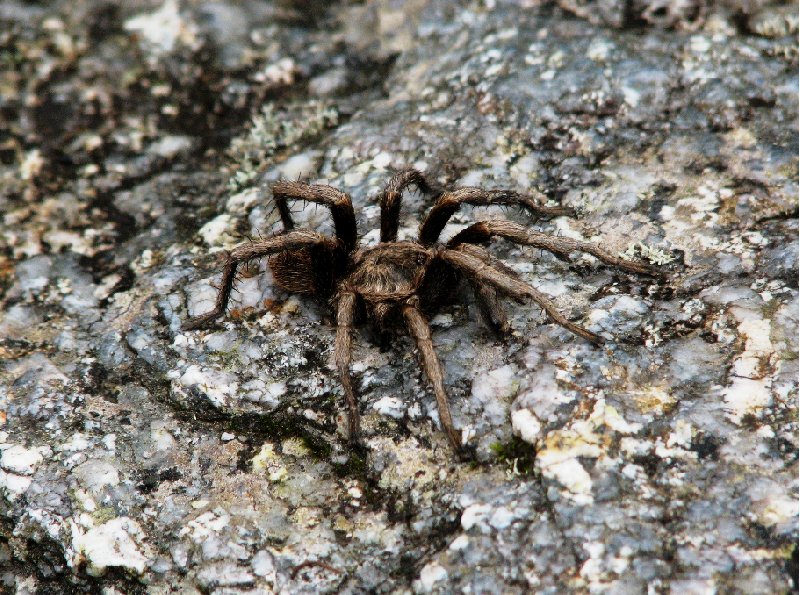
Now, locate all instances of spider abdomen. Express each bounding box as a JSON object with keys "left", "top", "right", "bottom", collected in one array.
[{"left": 269, "top": 246, "right": 342, "bottom": 298}]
